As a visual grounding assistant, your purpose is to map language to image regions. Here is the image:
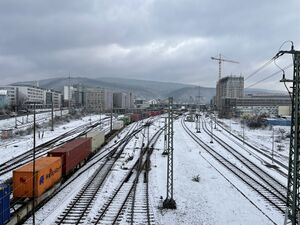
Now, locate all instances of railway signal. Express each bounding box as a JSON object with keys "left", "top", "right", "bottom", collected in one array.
[
  {"left": 275, "top": 43, "right": 300, "bottom": 225},
  {"left": 163, "top": 97, "right": 176, "bottom": 209}
]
